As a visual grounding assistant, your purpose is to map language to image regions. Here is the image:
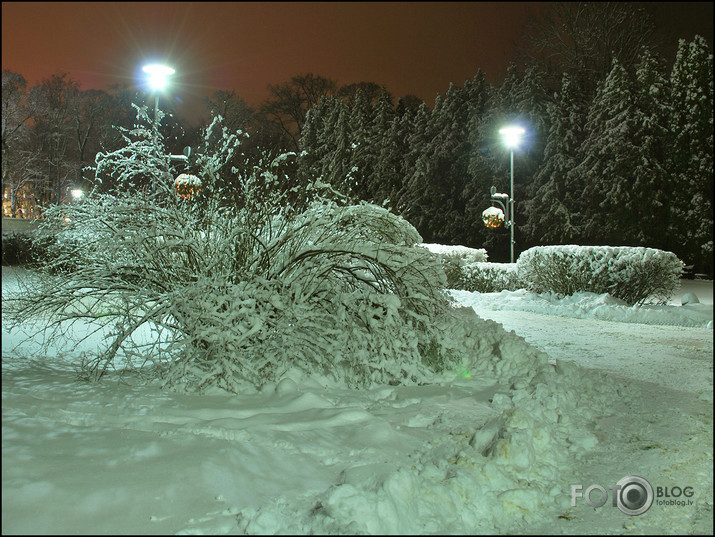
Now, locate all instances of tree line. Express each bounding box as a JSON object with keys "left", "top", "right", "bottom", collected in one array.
[
  {"left": 2, "top": 3, "right": 712, "bottom": 274},
  {"left": 0, "top": 70, "right": 315, "bottom": 217},
  {"left": 295, "top": 4, "right": 713, "bottom": 275}
]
